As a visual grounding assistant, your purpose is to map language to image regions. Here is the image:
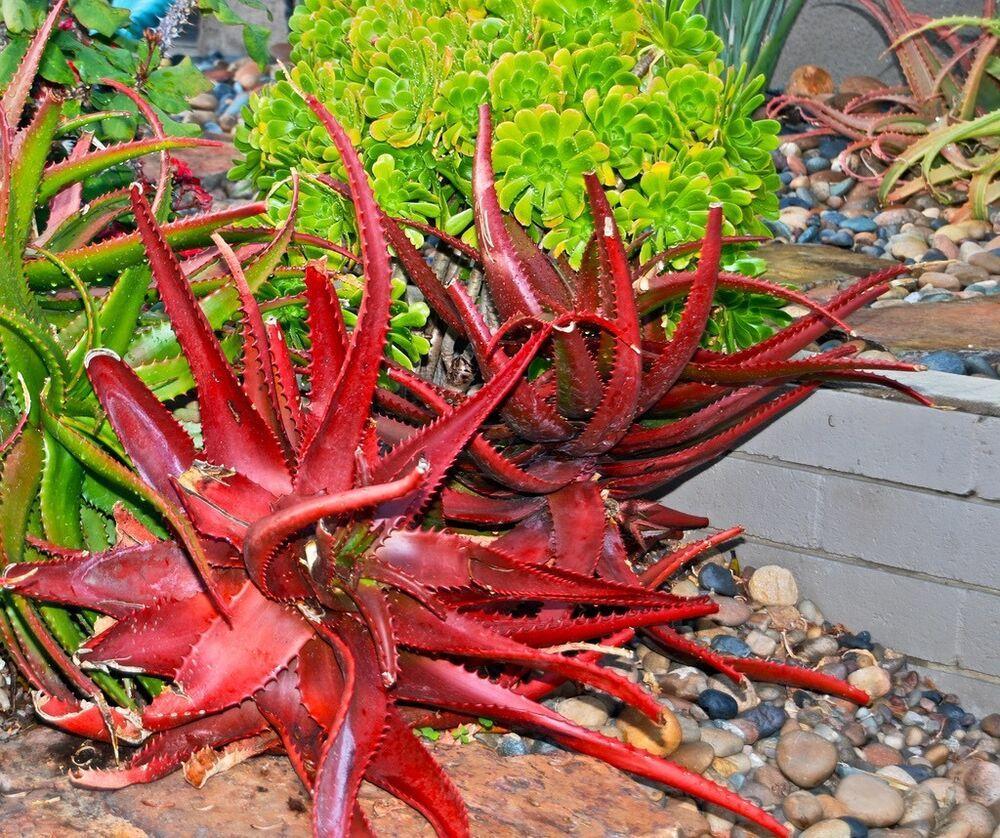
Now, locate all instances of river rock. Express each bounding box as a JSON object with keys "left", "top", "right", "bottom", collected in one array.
[
  {"left": 785, "top": 790, "right": 825, "bottom": 828},
  {"left": 777, "top": 730, "right": 838, "bottom": 788},
  {"left": 787, "top": 64, "right": 835, "bottom": 97},
  {"left": 946, "top": 803, "right": 996, "bottom": 838},
  {"left": 848, "top": 666, "right": 893, "bottom": 699},
  {"left": 711, "top": 596, "right": 752, "bottom": 627},
  {"left": 616, "top": 706, "right": 681, "bottom": 757},
  {"left": 980, "top": 714, "right": 1000, "bottom": 738},
  {"left": 748, "top": 565, "right": 799, "bottom": 606},
  {"left": 968, "top": 250, "right": 1000, "bottom": 274},
  {"left": 958, "top": 759, "right": 999, "bottom": 805},
  {"left": 556, "top": 695, "right": 610, "bottom": 729},
  {"left": 657, "top": 667, "right": 708, "bottom": 701},
  {"left": 701, "top": 726, "right": 744, "bottom": 758},
  {"left": 697, "top": 688, "right": 739, "bottom": 720},
  {"left": 836, "top": 774, "right": 905, "bottom": 827},
  {"left": 863, "top": 742, "right": 903, "bottom": 767},
  {"left": 802, "top": 819, "right": 852, "bottom": 838},
  {"left": 670, "top": 741, "right": 715, "bottom": 774},
  {"left": 900, "top": 787, "right": 937, "bottom": 827}
]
